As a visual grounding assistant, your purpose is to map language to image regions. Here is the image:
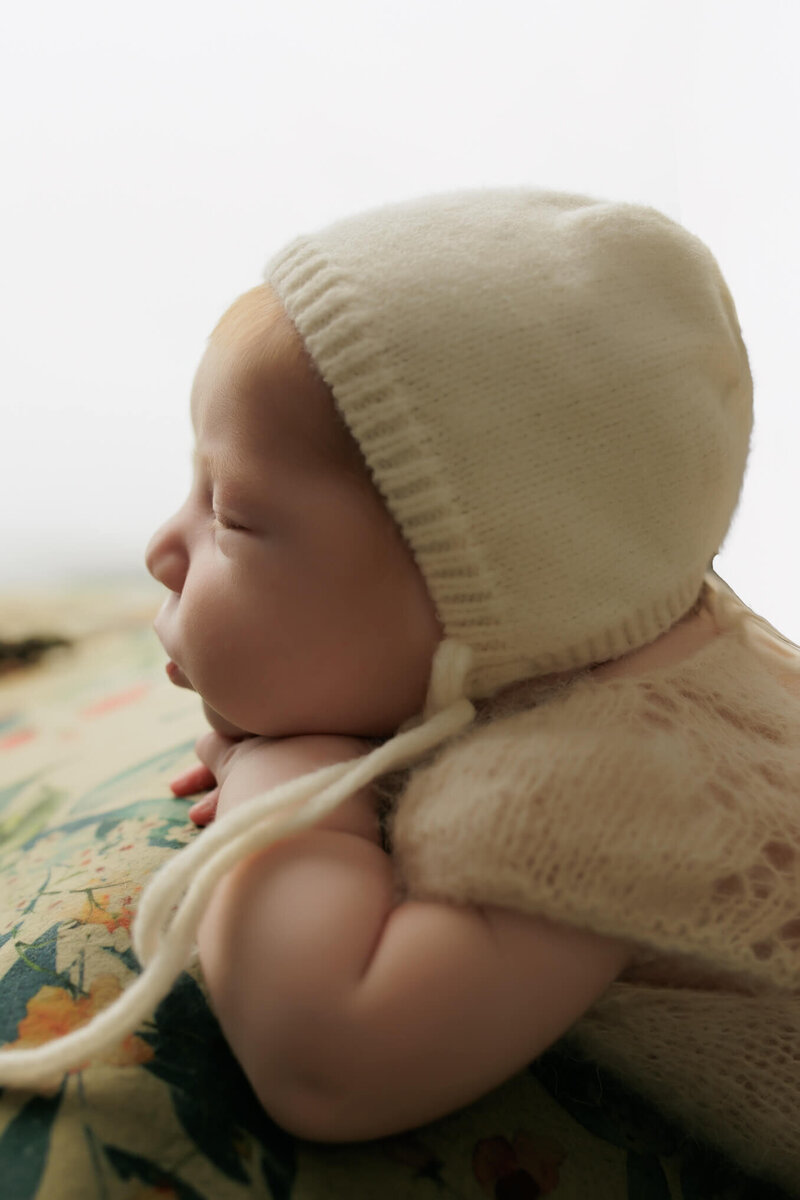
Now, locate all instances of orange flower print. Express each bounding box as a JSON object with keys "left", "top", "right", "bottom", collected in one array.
[
  {"left": 0, "top": 725, "right": 36, "bottom": 751},
  {"left": 8, "top": 976, "right": 154, "bottom": 1072},
  {"left": 473, "top": 1130, "right": 566, "bottom": 1196},
  {"left": 78, "top": 889, "right": 136, "bottom": 934},
  {"left": 81, "top": 684, "right": 149, "bottom": 717}
]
